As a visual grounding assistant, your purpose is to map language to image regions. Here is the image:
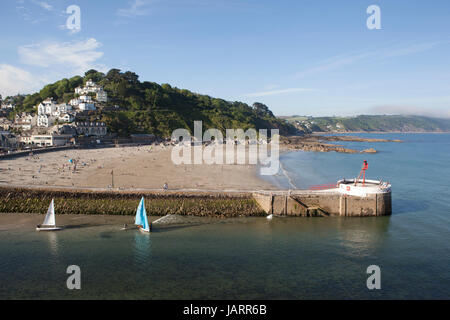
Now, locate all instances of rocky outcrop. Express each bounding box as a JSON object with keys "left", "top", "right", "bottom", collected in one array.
[
  {"left": 280, "top": 134, "right": 401, "bottom": 153},
  {"left": 361, "top": 148, "right": 377, "bottom": 153}
]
